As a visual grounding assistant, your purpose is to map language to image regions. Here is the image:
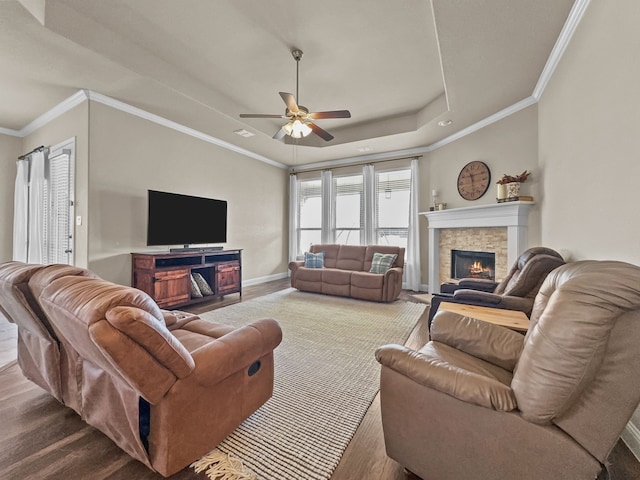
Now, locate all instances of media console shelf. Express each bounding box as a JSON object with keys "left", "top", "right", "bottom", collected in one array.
[{"left": 131, "top": 249, "right": 242, "bottom": 309}]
